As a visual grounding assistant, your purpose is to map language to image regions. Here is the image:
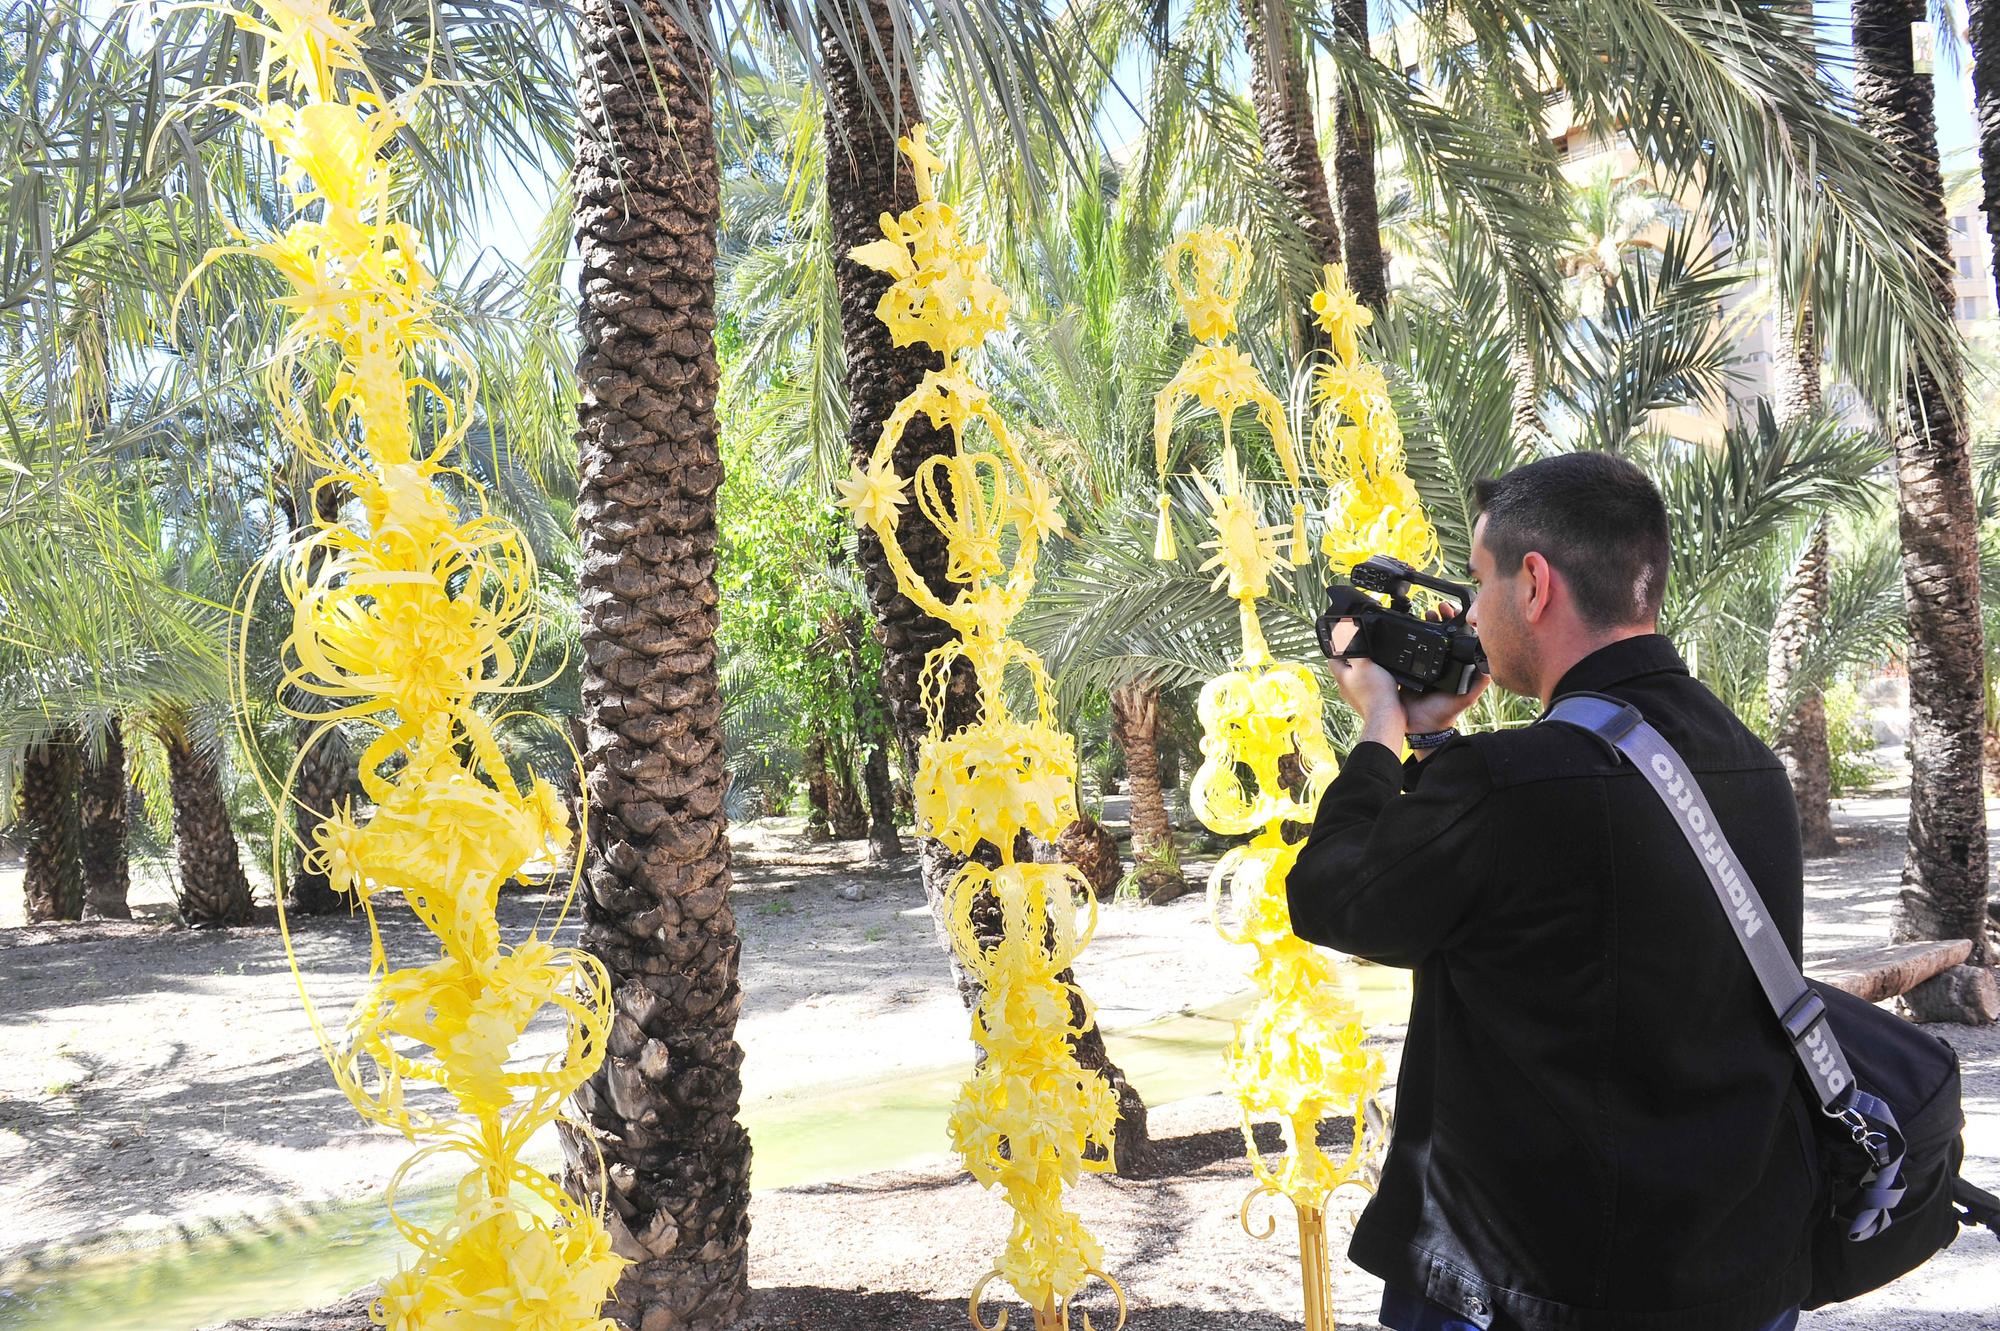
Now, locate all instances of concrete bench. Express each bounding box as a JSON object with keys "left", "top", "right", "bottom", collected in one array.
[{"left": 1808, "top": 939, "right": 1974, "bottom": 1004}]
